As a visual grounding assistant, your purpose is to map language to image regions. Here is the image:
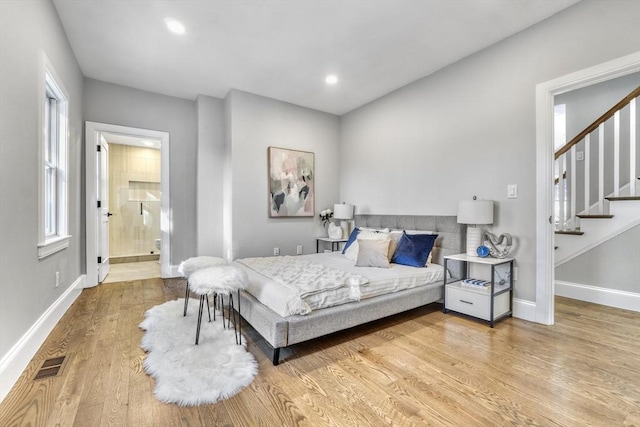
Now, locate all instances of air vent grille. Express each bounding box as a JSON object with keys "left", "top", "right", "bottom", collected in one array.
[{"left": 33, "top": 356, "right": 66, "bottom": 380}]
